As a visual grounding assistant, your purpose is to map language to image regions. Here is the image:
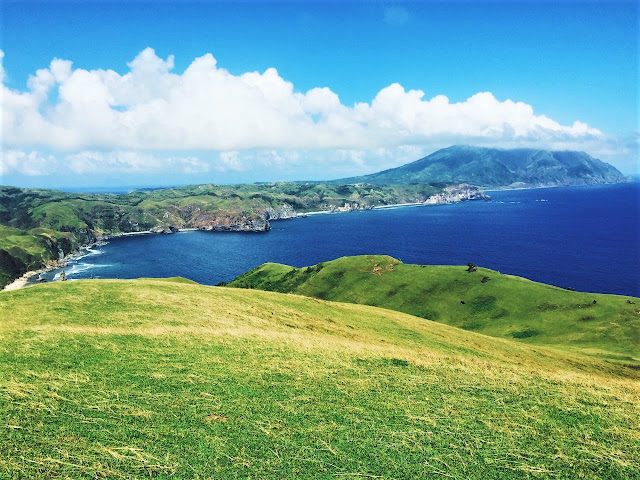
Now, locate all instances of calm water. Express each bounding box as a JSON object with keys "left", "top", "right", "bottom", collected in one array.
[{"left": 40, "top": 183, "right": 640, "bottom": 296}]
